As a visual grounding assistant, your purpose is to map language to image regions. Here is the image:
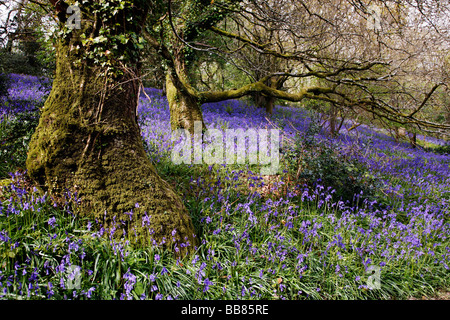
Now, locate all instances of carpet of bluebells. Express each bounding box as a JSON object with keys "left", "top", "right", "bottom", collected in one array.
[{"left": 0, "top": 74, "right": 449, "bottom": 300}]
